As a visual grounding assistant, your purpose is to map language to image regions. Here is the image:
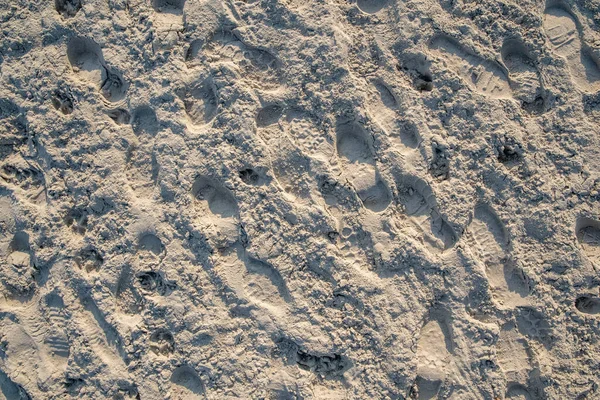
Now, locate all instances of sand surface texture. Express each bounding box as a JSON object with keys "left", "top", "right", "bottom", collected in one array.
[{"left": 1, "top": 0, "right": 600, "bottom": 398}]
